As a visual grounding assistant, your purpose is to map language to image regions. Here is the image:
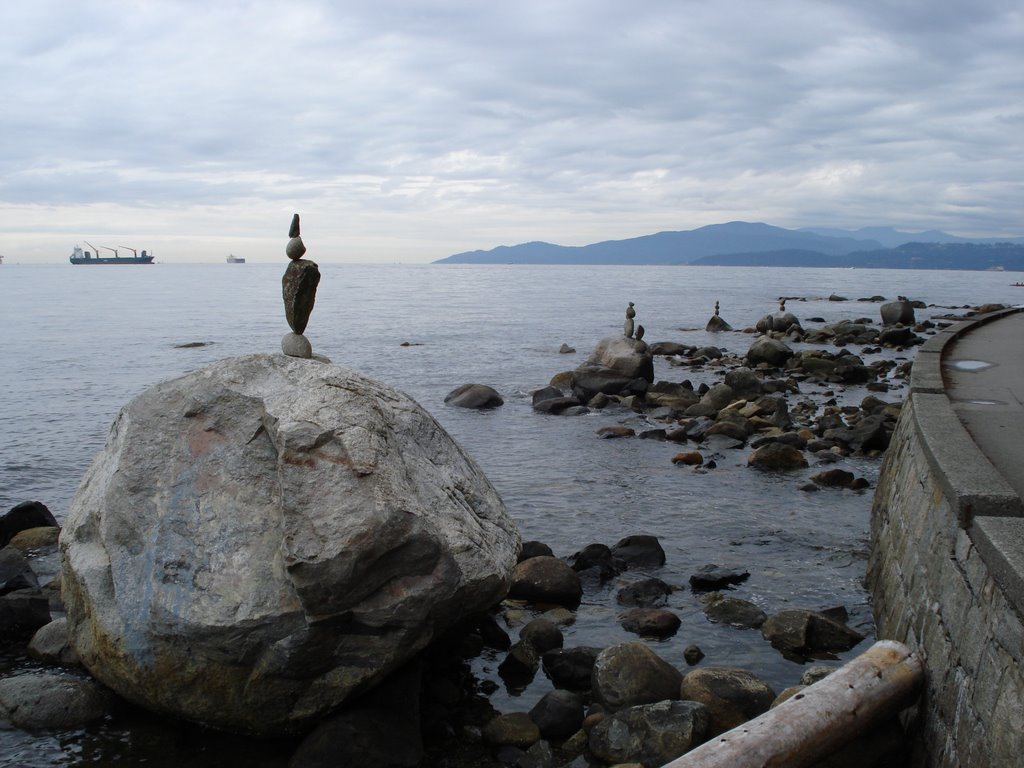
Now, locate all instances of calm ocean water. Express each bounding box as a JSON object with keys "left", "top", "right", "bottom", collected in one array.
[{"left": 1, "top": 262, "right": 1020, "bottom": 765}]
